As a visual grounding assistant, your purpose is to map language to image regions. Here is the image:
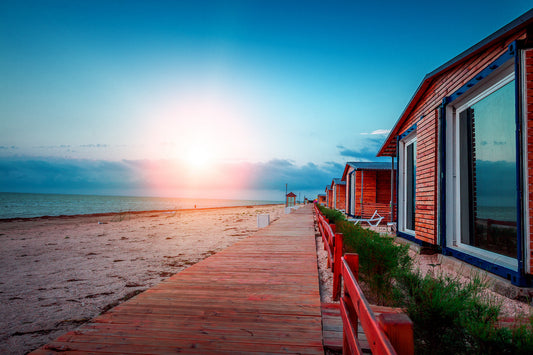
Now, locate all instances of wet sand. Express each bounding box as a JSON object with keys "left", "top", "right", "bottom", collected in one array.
[{"left": 0, "top": 204, "right": 284, "bottom": 355}]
